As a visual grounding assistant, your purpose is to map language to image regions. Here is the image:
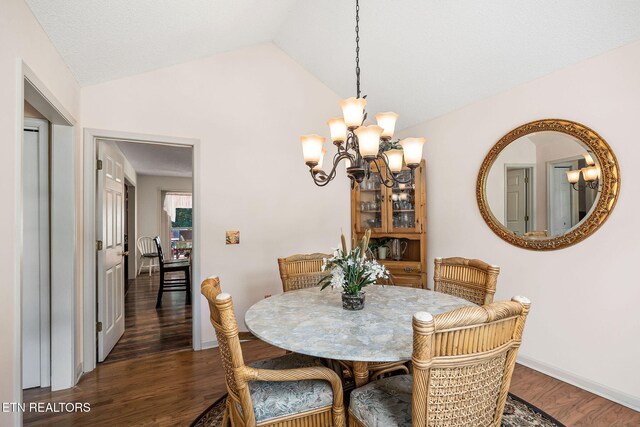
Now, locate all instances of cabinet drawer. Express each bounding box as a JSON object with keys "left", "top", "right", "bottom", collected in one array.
[
  {"left": 385, "top": 262, "right": 422, "bottom": 275},
  {"left": 388, "top": 274, "right": 424, "bottom": 289}
]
